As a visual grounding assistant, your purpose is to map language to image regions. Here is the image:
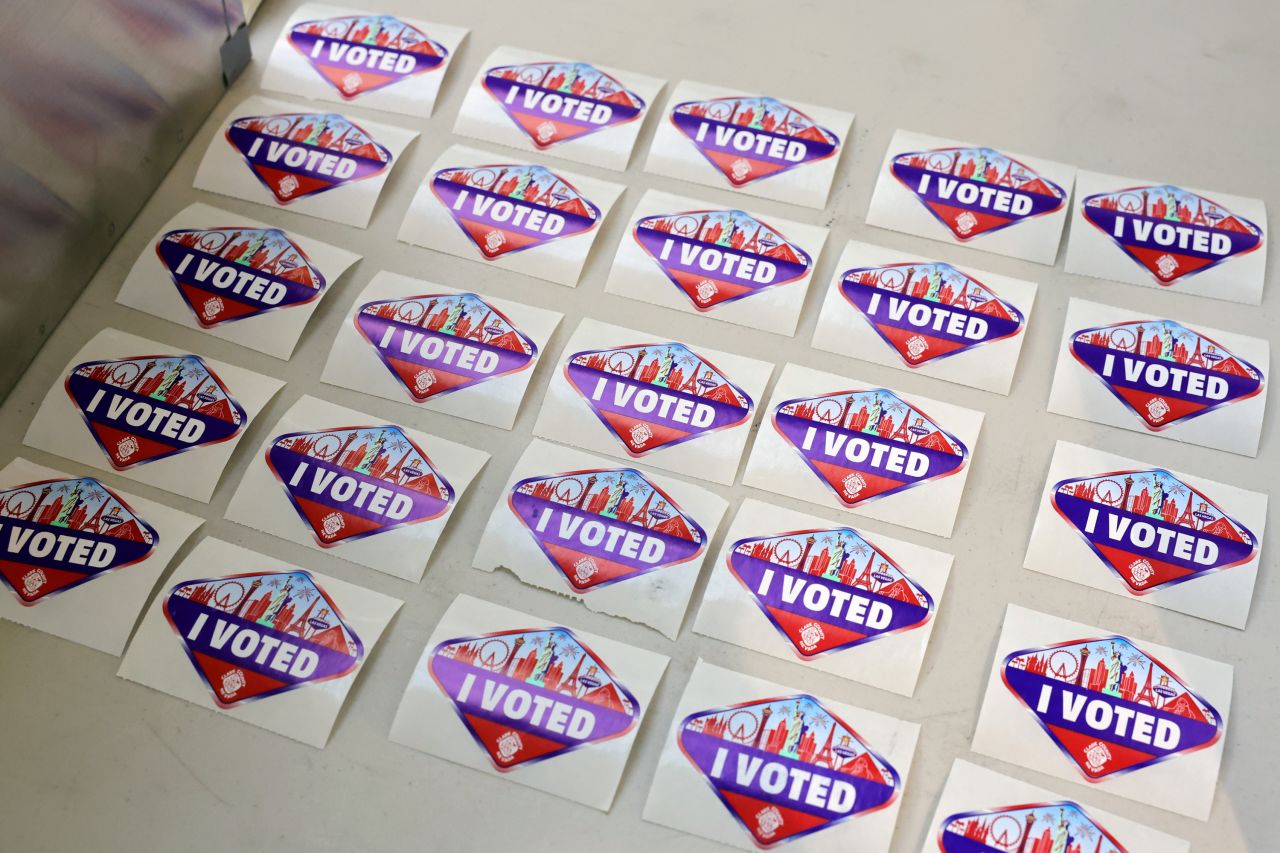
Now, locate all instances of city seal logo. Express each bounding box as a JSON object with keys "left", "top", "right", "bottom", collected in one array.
[
  {"left": 427, "top": 627, "right": 640, "bottom": 770},
  {"left": 1081, "top": 185, "right": 1263, "bottom": 285},
  {"left": 727, "top": 527, "right": 933, "bottom": 658},
  {"left": 287, "top": 15, "right": 447, "bottom": 98},
  {"left": 482, "top": 61, "right": 645, "bottom": 148},
  {"left": 1069, "top": 319, "right": 1264, "bottom": 431},
  {"left": 678, "top": 694, "right": 900, "bottom": 847},
  {"left": 633, "top": 209, "right": 812, "bottom": 311},
  {"left": 163, "top": 570, "right": 364, "bottom": 707},
  {"left": 670, "top": 96, "right": 840, "bottom": 187},
  {"left": 155, "top": 226, "right": 326, "bottom": 327},
  {"left": 564, "top": 342, "right": 754, "bottom": 455},
  {"left": 509, "top": 467, "right": 706, "bottom": 591},
  {"left": 1001, "top": 636, "right": 1223, "bottom": 781},
  {"left": 840, "top": 262, "right": 1025, "bottom": 366},
  {"left": 773, "top": 389, "right": 968, "bottom": 507},
  {"left": 431, "top": 163, "right": 601, "bottom": 259},
  {"left": 265, "top": 425, "right": 453, "bottom": 547},
  {"left": 938, "top": 801, "right": 1130, "bottom": 853},
  {"left": 0, "top": 476, "right": 158, "bottom": 605},
  {"left": 354, "top": 292, "right": 536, "bottom": 402},
  {"left": 1051, "top": 469, "right": 1257, "bottom": 595},
  {"left": 225, "top": 112, "right": 393, "bottom": 204},
  {"left": 65, "top": 354, "right": 247, "bottom": 469},
  {"left": 889, "top": 147, "right": 1066, "bottom": 241}
]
